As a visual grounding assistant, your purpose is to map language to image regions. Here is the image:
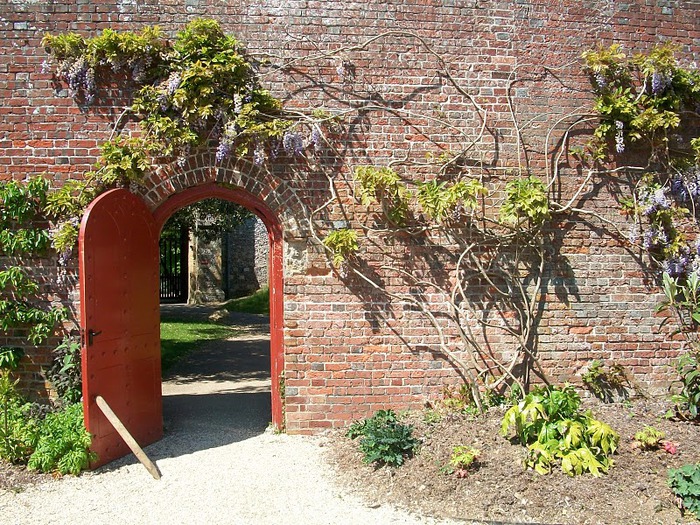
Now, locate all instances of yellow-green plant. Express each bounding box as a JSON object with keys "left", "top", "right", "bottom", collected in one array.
[
  {"left": 501, "top": 385, "right": 619, "bottom": 476},
  {"left": 323, "top": 229, "right": 359, "bottom": 267}
]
